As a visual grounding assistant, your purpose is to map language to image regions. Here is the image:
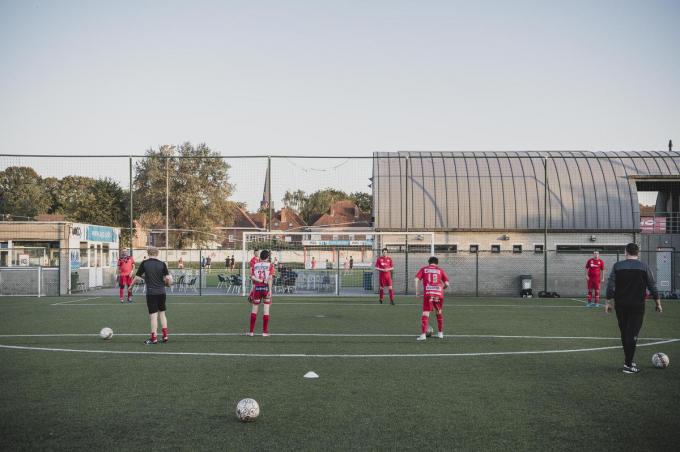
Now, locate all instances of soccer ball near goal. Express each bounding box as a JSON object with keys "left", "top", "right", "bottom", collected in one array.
[
  {"left": 99, "top": 327, "right": 113, "bottom": 340},
  {"left": 164, "top": 274, "right": 173, "bottom": 287},
  {"left": 426, "top": 325, "right": 434, "bottom": 338},
  {"left": 236, "top": 398, "right": 260, "bottom": 422},
  {"left": 652, "top": 352, "right": 670, "bottom": 369}
]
